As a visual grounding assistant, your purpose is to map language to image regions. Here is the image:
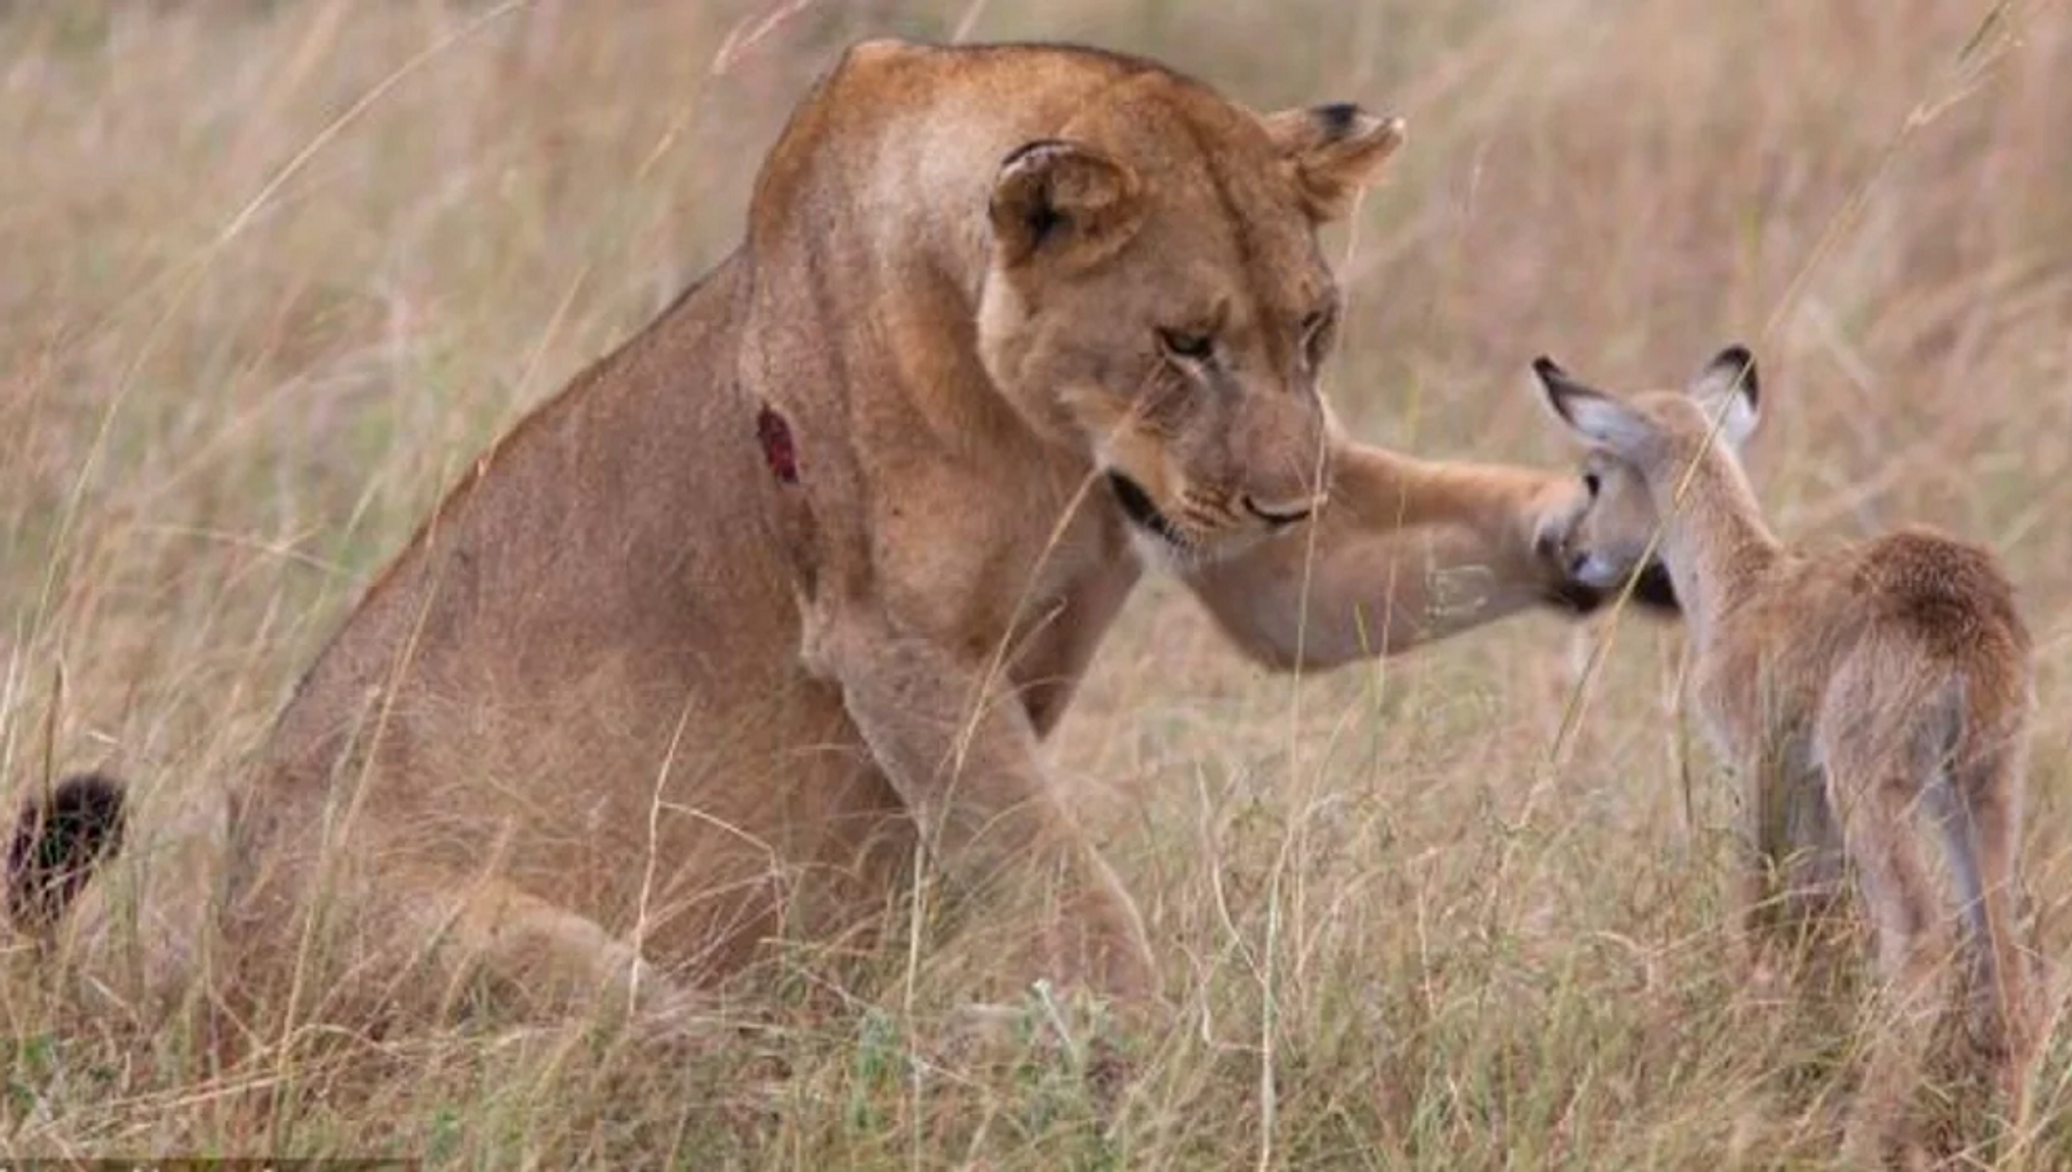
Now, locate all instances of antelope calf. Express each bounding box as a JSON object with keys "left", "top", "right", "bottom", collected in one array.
[{"left": 1531, "top": 344, "right": 2036, "bottom": 1162}]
